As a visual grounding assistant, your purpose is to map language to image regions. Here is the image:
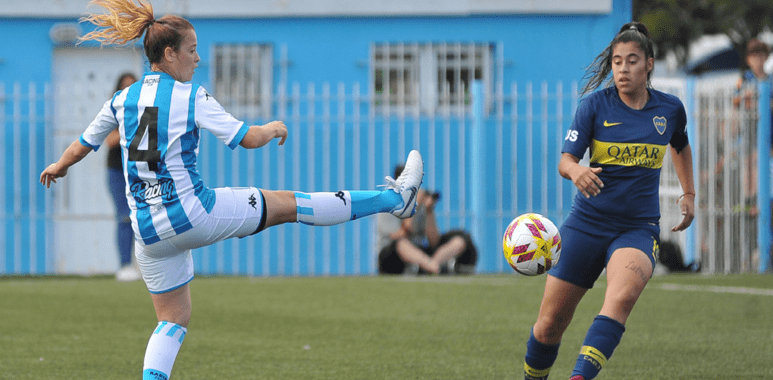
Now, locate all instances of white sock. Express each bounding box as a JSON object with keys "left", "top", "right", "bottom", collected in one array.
[
  {"left": 294, "top": 190, "right": 399, "bottom": 226},
  {"left": 295, "top": 191, "right": 352, "bottom": 226},
  {"left": 143, "top": 321, "right": 187, "bottom": 380}
]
